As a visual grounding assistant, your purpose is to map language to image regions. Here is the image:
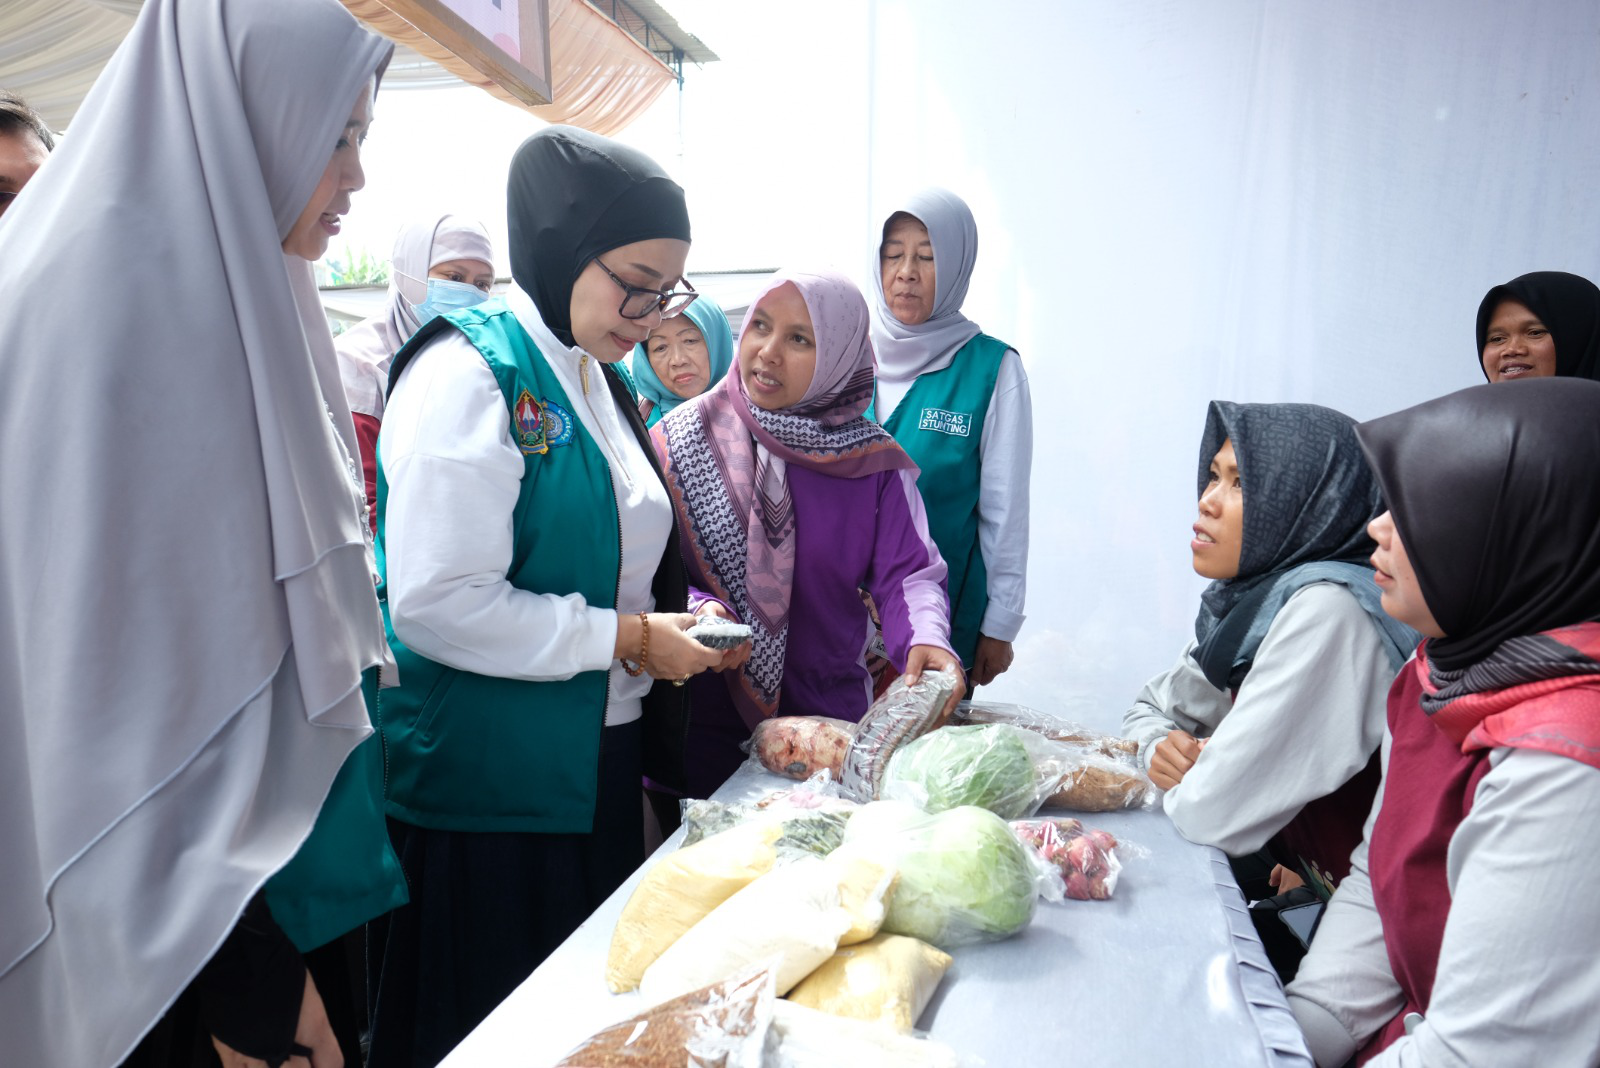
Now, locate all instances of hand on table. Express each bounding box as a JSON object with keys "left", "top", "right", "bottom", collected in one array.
[
  {"left": 969, "top": 634, "right": 1014, "bottom": 687},
  {"left": 696, "top": 600, "right": 751, "bottom": 672},
  {"left": 1149, "top": 730, "right": 1205, "bottom": 791},
  {"left": 211, "top": 972, "right": 340, "bottom": 1068},
  {"left": 904, "top": 644, "right": 966, "bottom": 725}
]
